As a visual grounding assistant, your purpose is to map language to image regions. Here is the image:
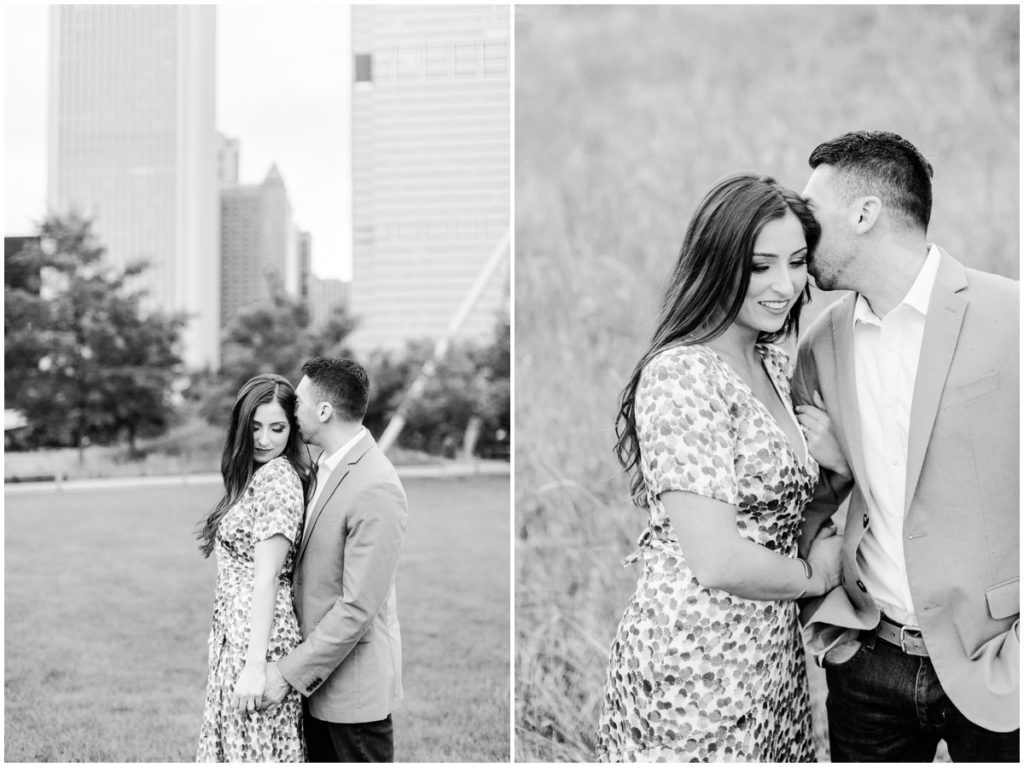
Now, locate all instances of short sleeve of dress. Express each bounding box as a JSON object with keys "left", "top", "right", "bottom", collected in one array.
[
  {"left": 635, "top": 346, "right": 738, "bottom": 505},
  {"left": 250, "top": 458, "right": 304, "bottom": 544}
]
